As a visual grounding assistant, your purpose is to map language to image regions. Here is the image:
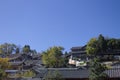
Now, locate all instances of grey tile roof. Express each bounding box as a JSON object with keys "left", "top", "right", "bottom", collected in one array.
[
  {"left": 9, "top": 61, "right": 23, "bottom": 65},
  {"left": 33, "top": 68, "right": 120, "bottom": 79},
  {"left": 57, "top": 69, "right": 89, "bottom": 78},
  {"left": 71, "top": 46, "right": 83, "bottom": 49},
  {"left": 5, "top": 70, "right": 19, "bottom": 73},
  {"left": 33, "top": 68, "right": 89, "bottom": 78},
  {"left": 24, "top": 60, "right": 43, "bottom": 66},
  {"left": 21, "top": 78, "right": 40, "bottom": 80},
  {"left": 70, "top": 51, "right": 86, "bottom": 54},
  {"left": 8, "top": 54, "right": 21, "bottom": 59},
  {"left": 105, "top": 68, "right": 120, "bottom": 78},
  {"left": 32, "top": 54, "right": 42, "bottom": 58},
  {"left": 71, "top": 46, "right": 86, "bottom": 50},
  {"left": 28, "top": 78, "right": 40, "bottom": 80}
]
